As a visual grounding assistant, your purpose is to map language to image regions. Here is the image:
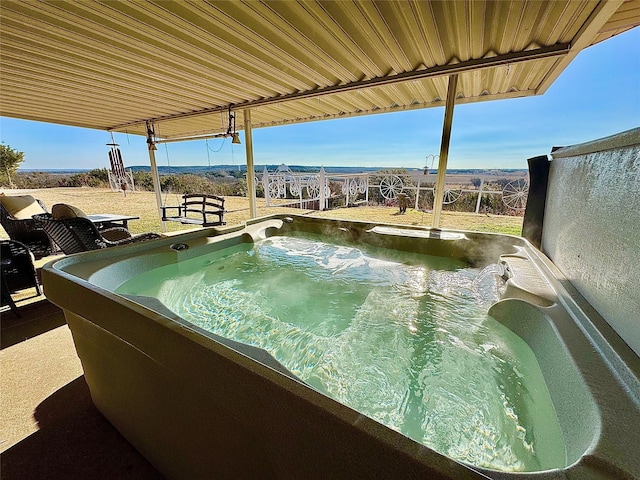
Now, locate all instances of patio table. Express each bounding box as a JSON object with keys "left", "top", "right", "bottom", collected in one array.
[{"left": 87, "top": 214, "right": 139, "bottom": 230}]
